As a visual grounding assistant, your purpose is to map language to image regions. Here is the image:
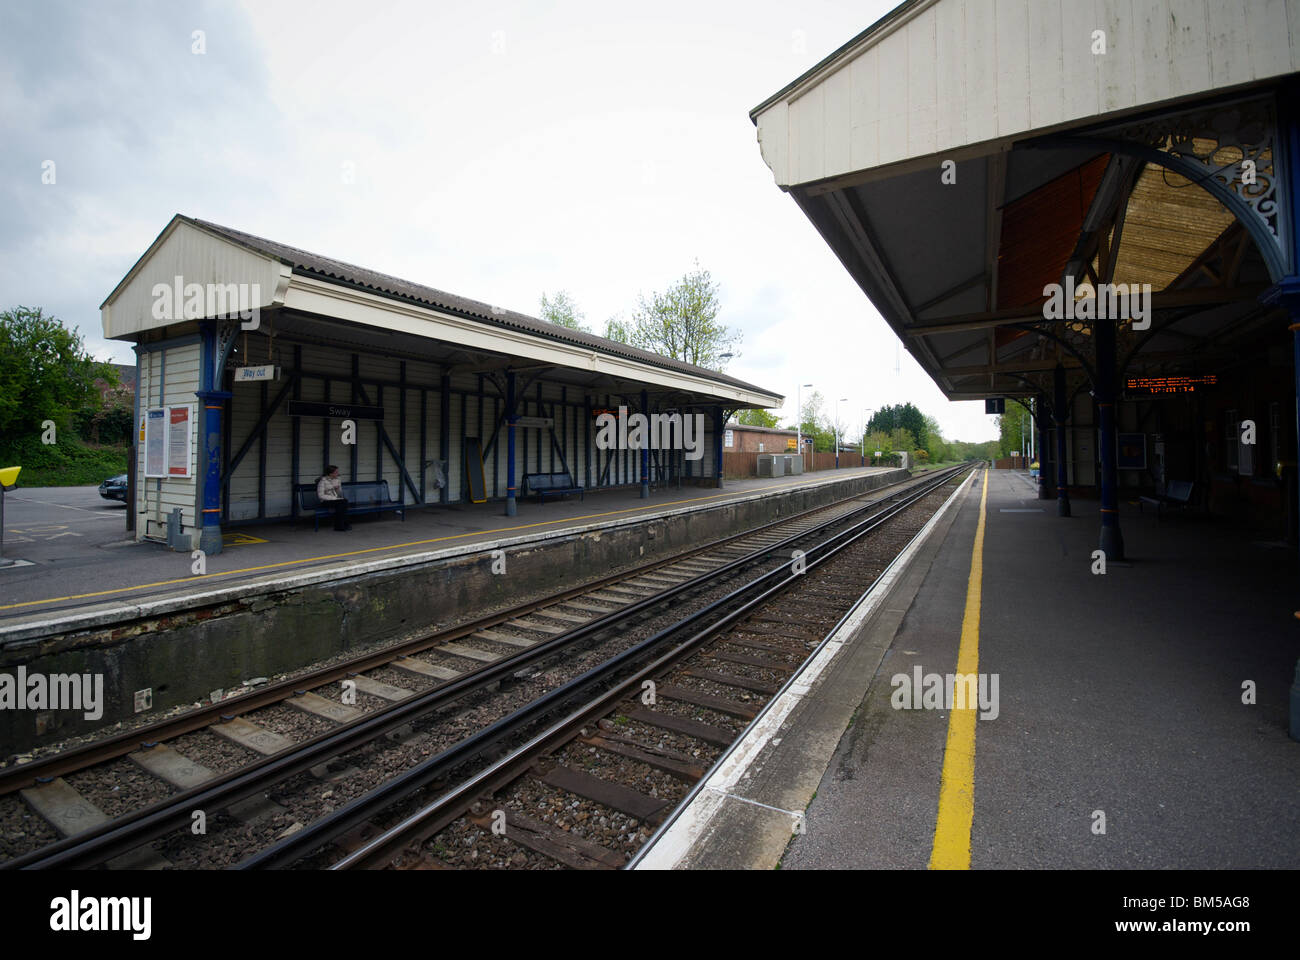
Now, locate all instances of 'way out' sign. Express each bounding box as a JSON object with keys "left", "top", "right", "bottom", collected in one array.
[{"left": 234, "top": 365, "right": 278, "bottom": 382}]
